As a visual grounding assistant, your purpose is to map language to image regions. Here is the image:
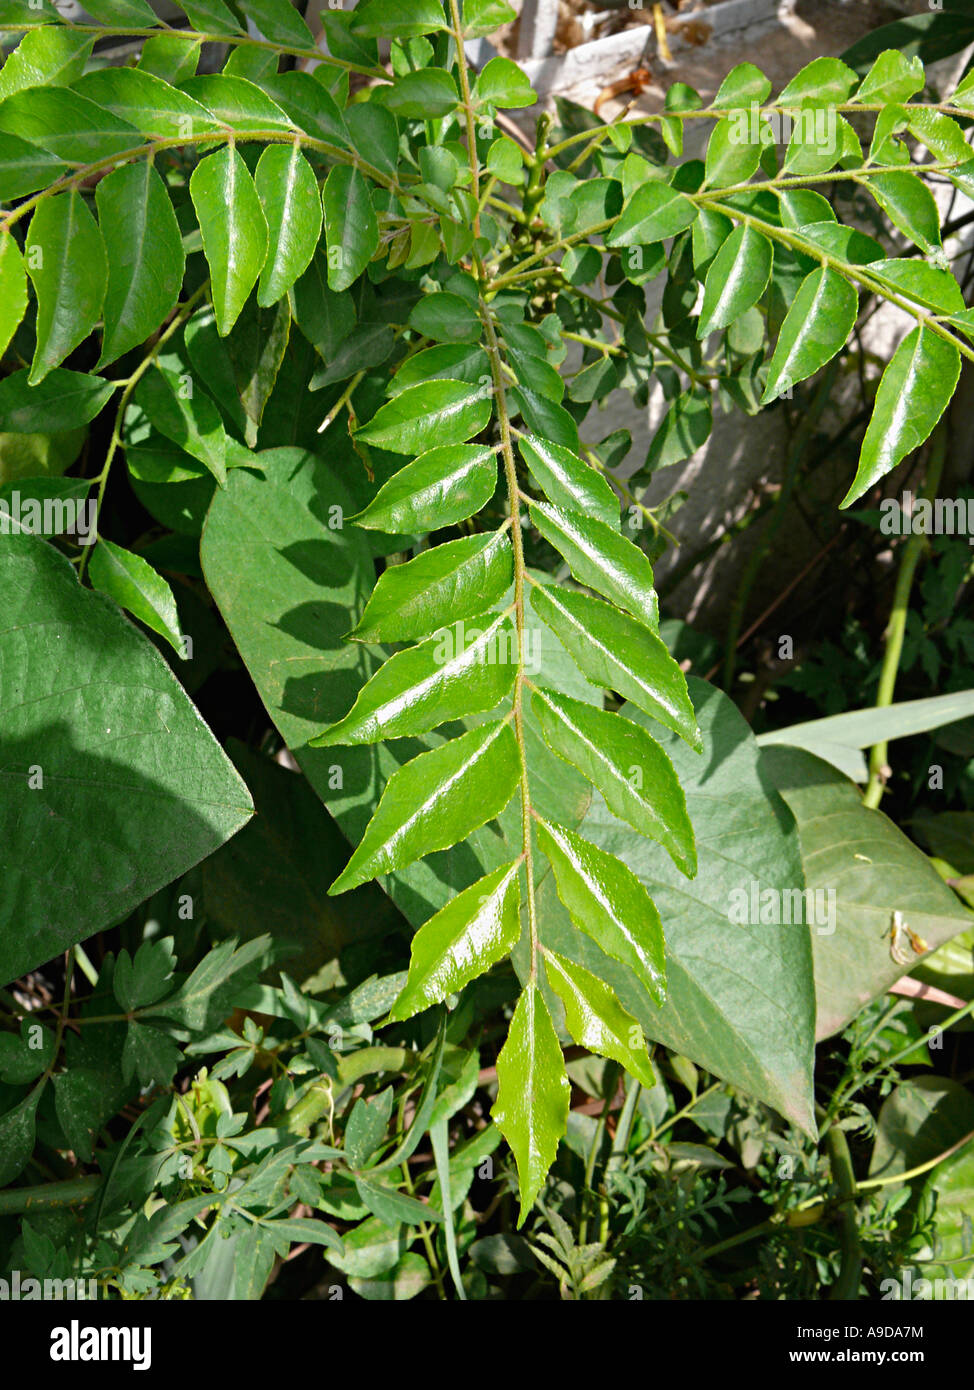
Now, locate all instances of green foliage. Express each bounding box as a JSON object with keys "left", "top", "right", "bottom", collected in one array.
[{"left": 0, "top": 0, "right": 973, "bottom": 1296}]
